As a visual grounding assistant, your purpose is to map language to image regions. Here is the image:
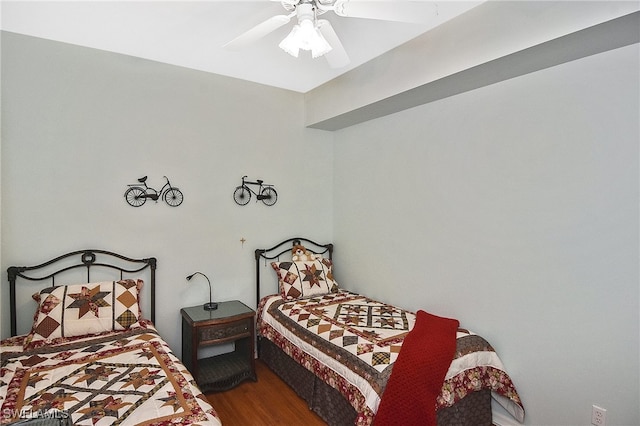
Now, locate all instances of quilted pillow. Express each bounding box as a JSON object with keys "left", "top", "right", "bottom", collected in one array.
[
  {"left": 24, "top": 279, "right": 143, "bottom": 349},
  {"left": 271, "top": 259, "right": 339, "bottom": 300}
]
